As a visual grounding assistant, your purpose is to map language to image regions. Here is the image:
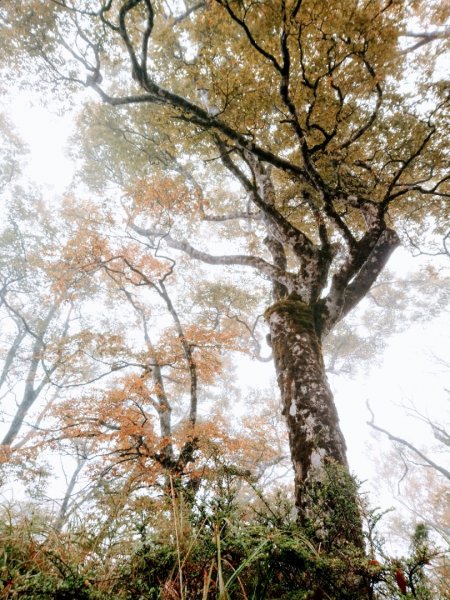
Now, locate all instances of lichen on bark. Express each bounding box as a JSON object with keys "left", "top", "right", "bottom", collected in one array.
[{"left": 265, "top": 295, "right": 354, "bottom": 539}]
